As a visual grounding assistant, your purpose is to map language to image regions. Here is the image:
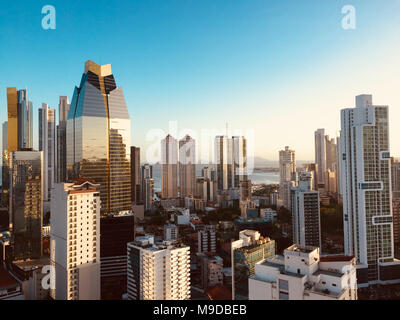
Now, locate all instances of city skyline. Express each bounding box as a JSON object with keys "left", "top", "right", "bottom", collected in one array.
[{"left": 1, "top": 0, "right": 400, "bottom": 161}]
